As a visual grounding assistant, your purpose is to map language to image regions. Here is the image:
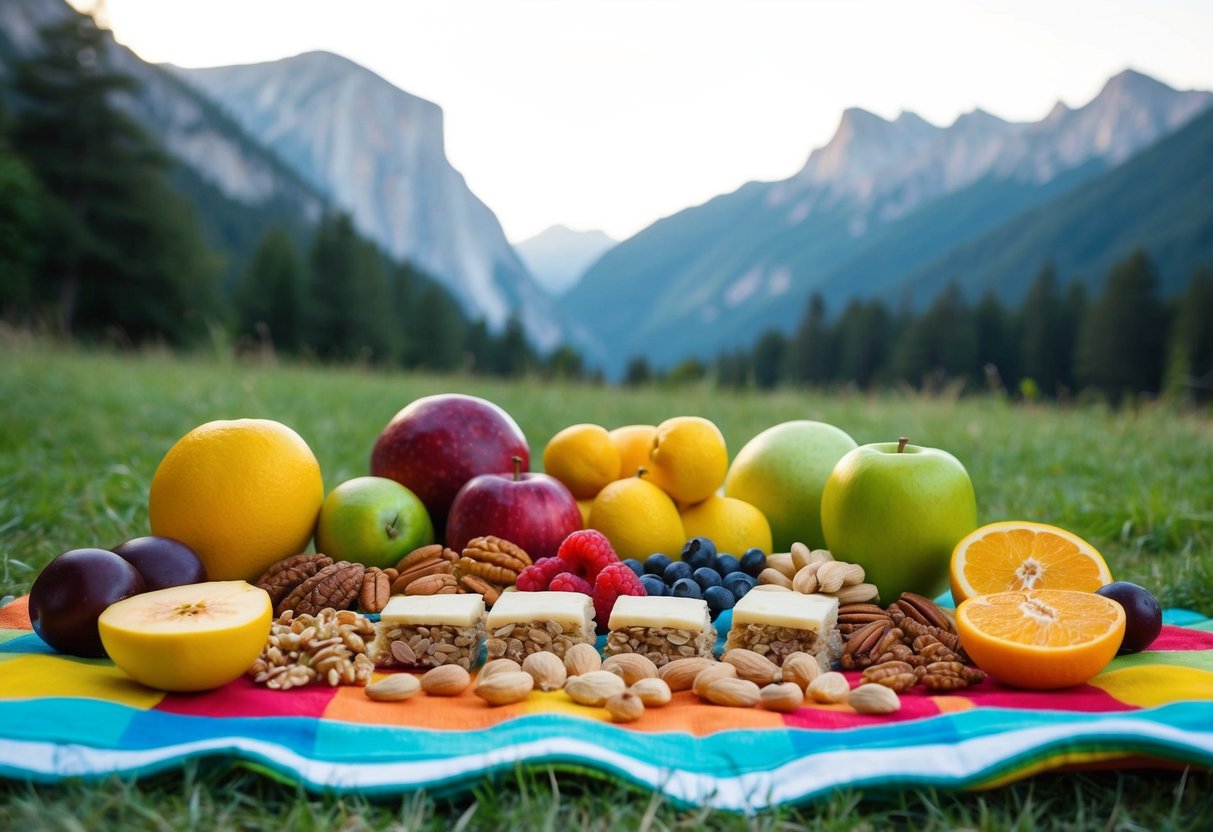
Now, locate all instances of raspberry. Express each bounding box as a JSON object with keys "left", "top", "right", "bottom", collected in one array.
[
  {"left": 516, "top": 557, "right": 577, "bottom": 592},
  {"left": 549, "top": 572, "right": 593, "bottom": 595},
  {"left": 591, "top": 561, "right": 647, "bottom": 632},
  {"left": 558, "top": 529, "right": 619, "bottom": 584}
]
